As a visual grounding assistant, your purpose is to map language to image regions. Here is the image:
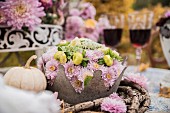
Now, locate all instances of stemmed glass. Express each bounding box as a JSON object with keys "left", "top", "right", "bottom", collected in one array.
[
  {"left": 128, "top": 11, "right": 153, "bottom": 70},
  {"left": 103, "top": 14, "right": 124, "bottom": 48}
]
